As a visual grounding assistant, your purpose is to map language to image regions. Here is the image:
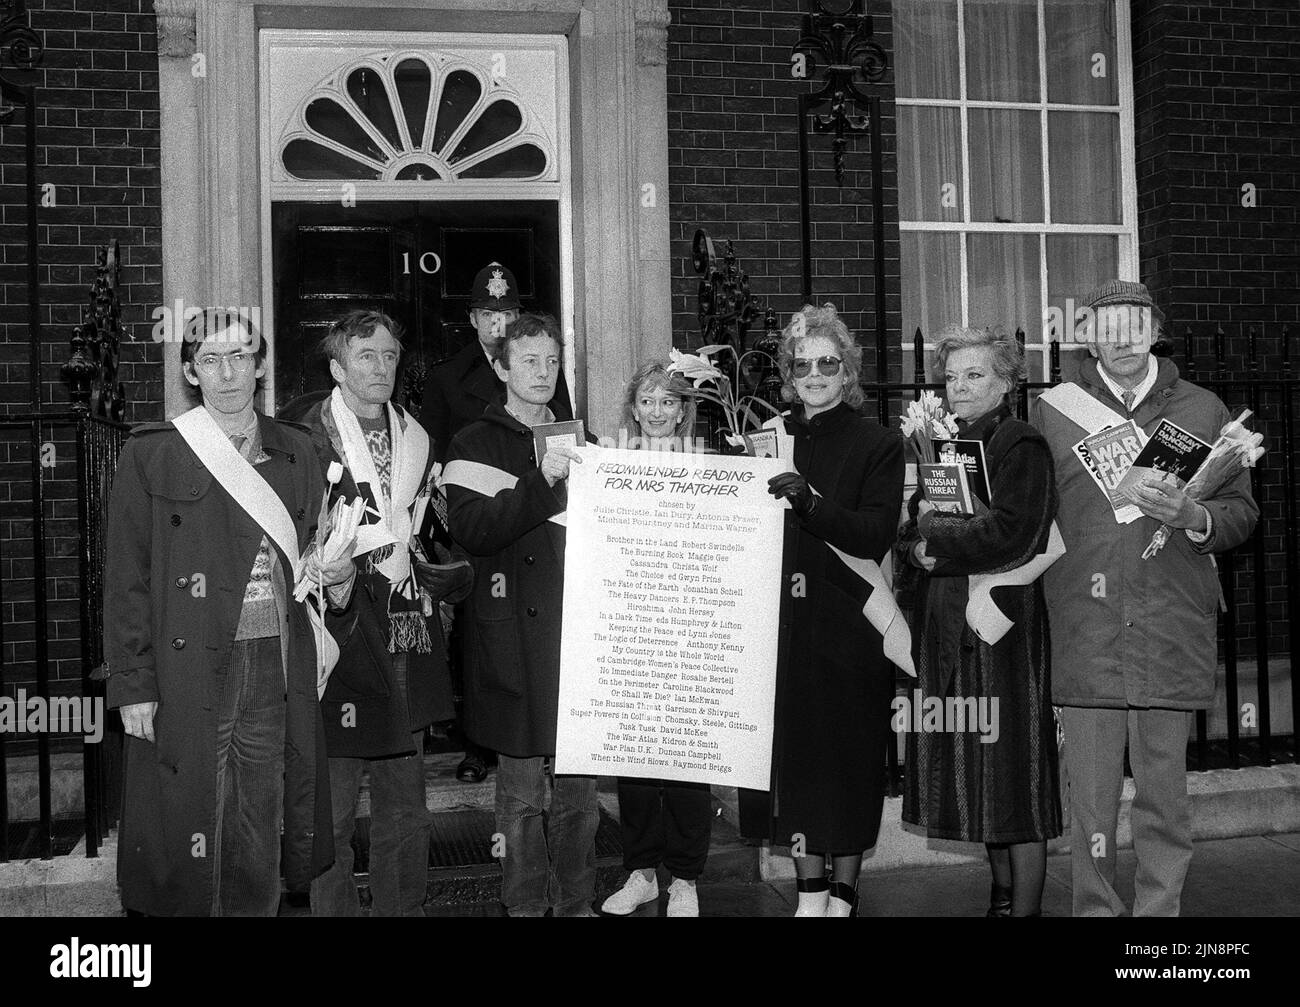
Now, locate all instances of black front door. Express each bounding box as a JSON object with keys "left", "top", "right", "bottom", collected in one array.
[{"left": 271, "top": 200, "right": 562, "bottom": 416}]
